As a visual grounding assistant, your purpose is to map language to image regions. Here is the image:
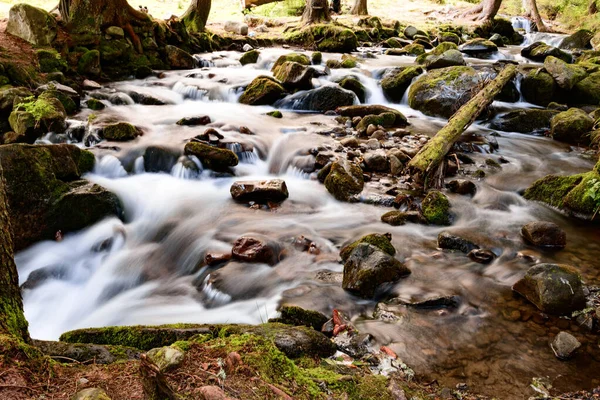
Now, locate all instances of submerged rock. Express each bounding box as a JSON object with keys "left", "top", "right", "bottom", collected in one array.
[
  {"left": 551, "top": 331, "right": 581, "bottom": 360},
  {"left": 512, "top": 264, "right": 586, "bottom": 315},
  {"left": 550, "top": 108, "right": 594, "bottom": 145},
  {"left": 184, "top": 141, "right": 238, "bottom": 171},
  {"left": 437, "top": 232, "right": 479, "bottom": 253},
  {"left": 232, "top": 236, "right": 278, "bottom": 265},
  {"left": 176, "top": 115, "right": 211, "bottom": 126},
  {"left": 522, "top": 221, "right": 567, "bottom": 248},
  {"left": 239, "top": 76, "right": 286, "bottom": 106},
  {"left": 342, "top": 243, "right": 410, "bottom": 298},
  {"left": 283, "top": 85, "right": 355, "bottom": 112},
  {"left": 143, "top": 146, "right": 180, "bottom": 173},
  {"left": 230, "top": 179, "right": 289, "bottom": 204},
  {"left": 324, "top": 159, "right": 364, "bottom": 201}
]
